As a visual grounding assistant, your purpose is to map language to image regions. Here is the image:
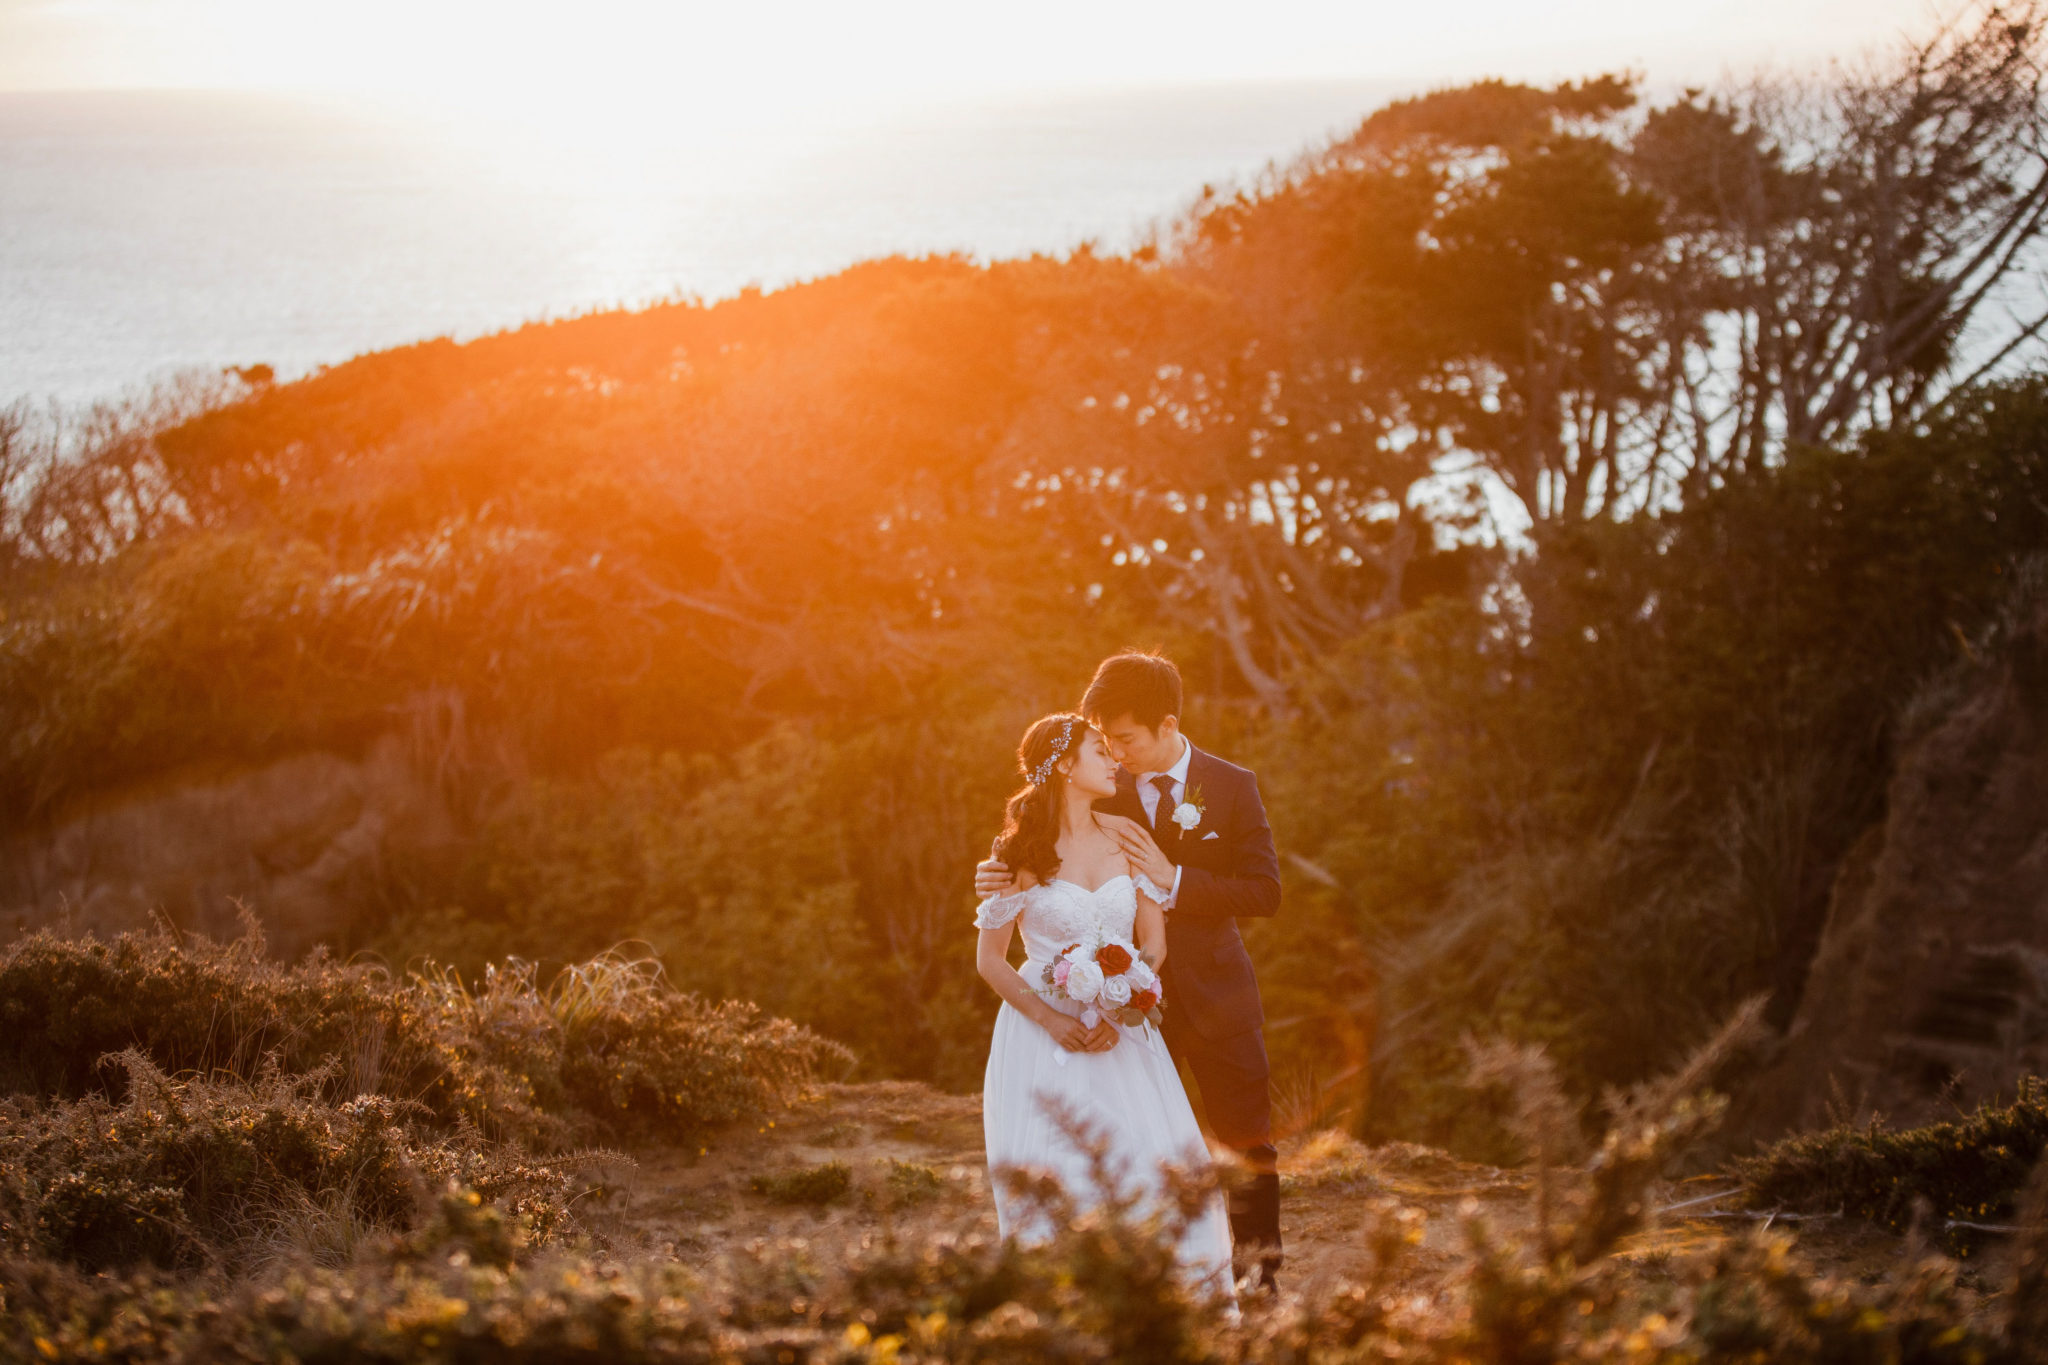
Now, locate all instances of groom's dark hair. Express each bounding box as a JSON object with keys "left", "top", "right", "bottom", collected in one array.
[{"left": 1081, "top": 650, "right": 1182, "bottom": 731}]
